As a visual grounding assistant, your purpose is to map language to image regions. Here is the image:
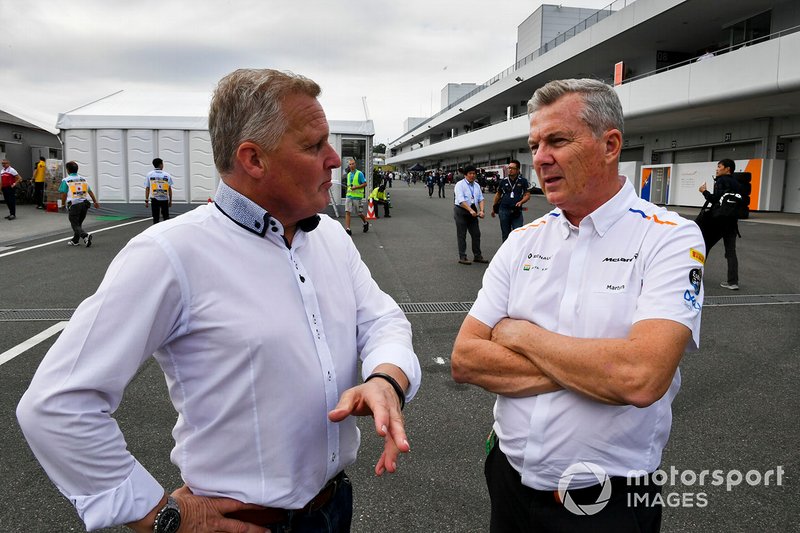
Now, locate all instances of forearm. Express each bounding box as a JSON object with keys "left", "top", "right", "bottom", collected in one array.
[
  {"left": 451, "top": 316, "right": 561, "bottom": 397},
  {"left": 493, "top": 318, "right": 689, "bottom": 407},
  {"left": 452, "top": 338, "right": 560, "bottom": 397}
]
